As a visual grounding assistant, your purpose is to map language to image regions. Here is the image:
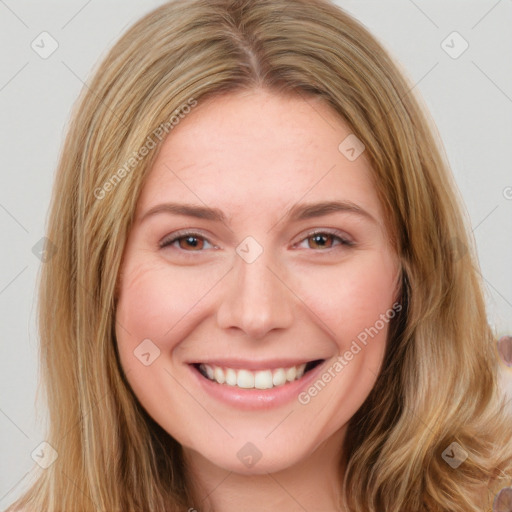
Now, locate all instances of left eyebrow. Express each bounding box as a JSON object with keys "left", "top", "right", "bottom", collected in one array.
[{"left": 285, "top": 200, "right": 377, "bottom": 224}]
